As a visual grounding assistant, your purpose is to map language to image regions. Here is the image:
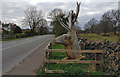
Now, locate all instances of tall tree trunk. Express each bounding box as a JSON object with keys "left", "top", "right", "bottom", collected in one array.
[
  {"left": 57, "top": 2, "right": 82, "bottom": 59},
  {"left": 69, "top": 29, "right": 81, "bottom": 59}
]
